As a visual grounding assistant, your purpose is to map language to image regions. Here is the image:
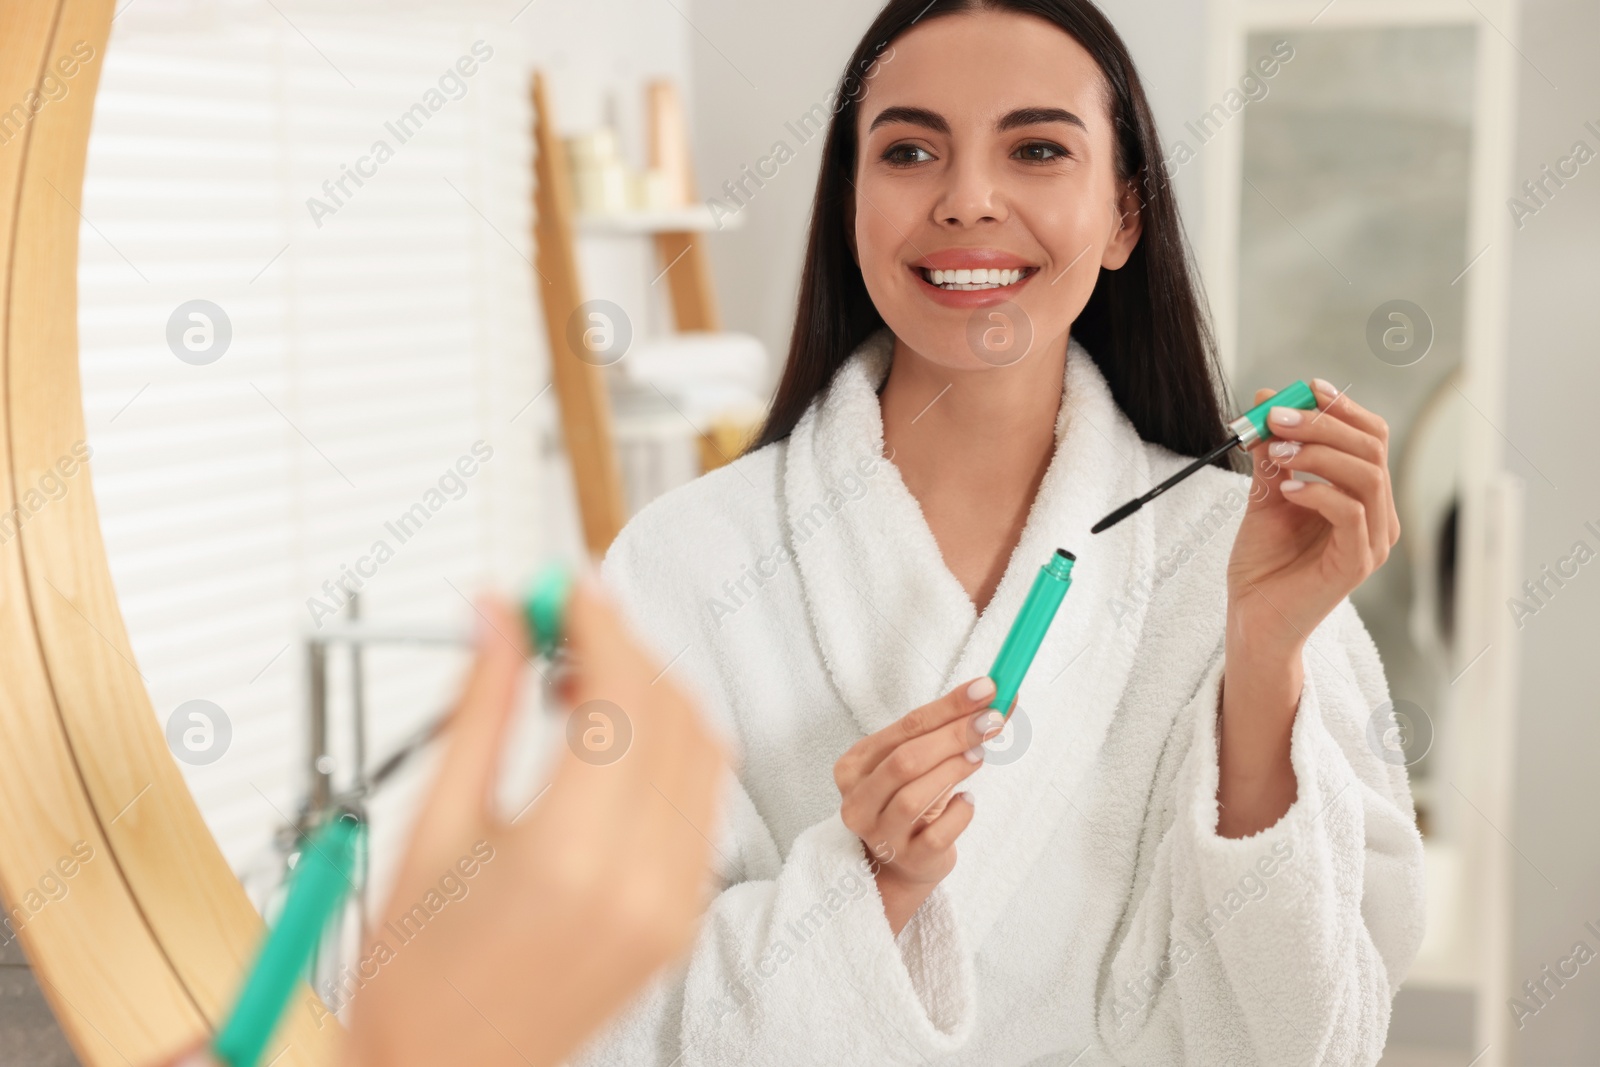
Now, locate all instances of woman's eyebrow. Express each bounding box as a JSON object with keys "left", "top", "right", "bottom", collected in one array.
[
  {"left": 997, "top": 106, "right": 1087, "bottom": 132},
  {"left": 866, "top": 105, "right": 949, "bottom": 135},
  {"left": 867, "top": 105, "right": 1088, "bottom": 135}
]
